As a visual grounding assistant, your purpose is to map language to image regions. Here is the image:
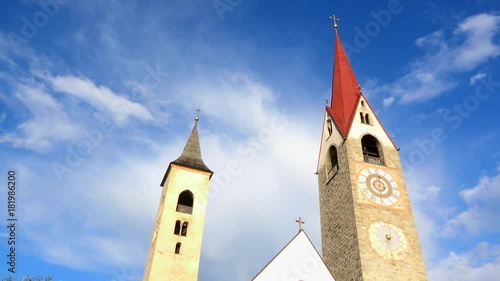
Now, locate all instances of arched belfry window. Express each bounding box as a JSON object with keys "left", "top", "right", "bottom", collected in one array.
[
  {"left": 360, "top": 112, "right": 365, "bottom": 124},
  {"left": 174, "top": 220, "right": 181, "bottom": 235},
  {"left": 176, "top": 190, "right": 194, "bottom": 214},
  {"left": 181, "top": 222, "right": 189, "bottom": 236},
  {"left": 361, "top": 135, "right": 384, "bottom": 166},
  {"left": 175, "top": 242, "right": 181, "bottom": 254},
  {"left": 326, "top": 146, "right": 339, "bottom": 178}
]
